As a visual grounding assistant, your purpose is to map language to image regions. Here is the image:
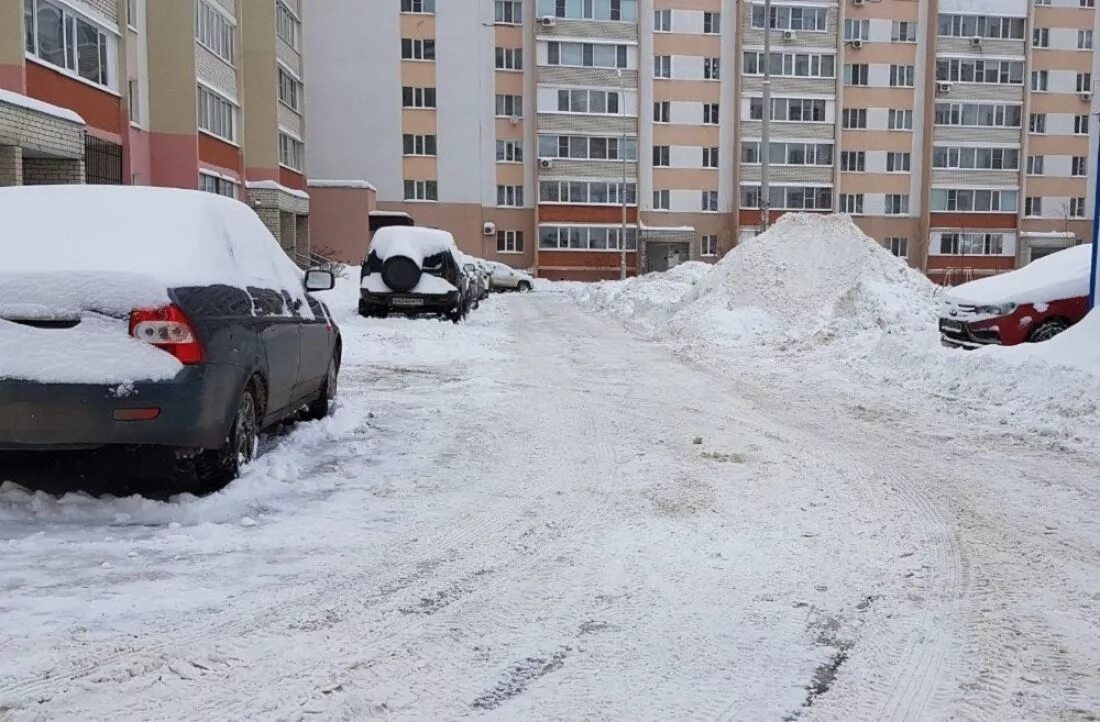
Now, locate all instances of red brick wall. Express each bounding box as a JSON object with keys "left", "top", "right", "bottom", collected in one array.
[
  {"left": 539, "top": 204, "right": 638, "bottom": 224},
  {"left": 26, "top": 62, "right": 120, "bottom": 135},
  {"left": 198, "top": 133, "right": 242, "bottom": 176}
]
